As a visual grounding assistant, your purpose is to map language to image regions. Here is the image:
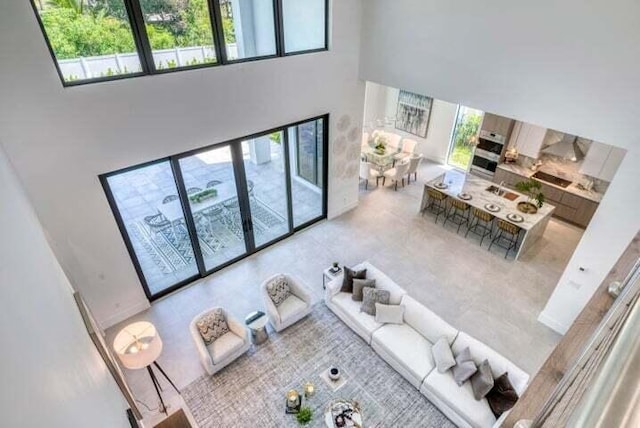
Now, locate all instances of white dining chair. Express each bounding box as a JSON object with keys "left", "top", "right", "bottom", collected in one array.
[
  {"left": 382, "top": 159, "right": 411, "bottom": 190},
  {"left": 406, "top": 153, "right": 424, "bottom": 183},
  {"left": 360, "top": 160, "right": 382, "bottom": 190},
  {"left": 394, "top": 139, "right": 418, "bottom": 161},
  {"left": 385, "top": 132, "right": 402, "bottom": 152}
]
